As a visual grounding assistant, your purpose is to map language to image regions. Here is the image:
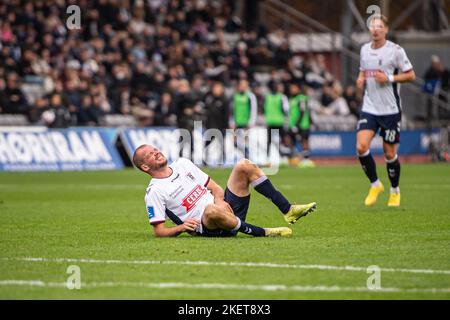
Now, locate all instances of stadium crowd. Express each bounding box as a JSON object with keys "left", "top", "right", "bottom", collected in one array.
[{"left": 0, "top": 0, "right": 360, "bottom": 130}]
